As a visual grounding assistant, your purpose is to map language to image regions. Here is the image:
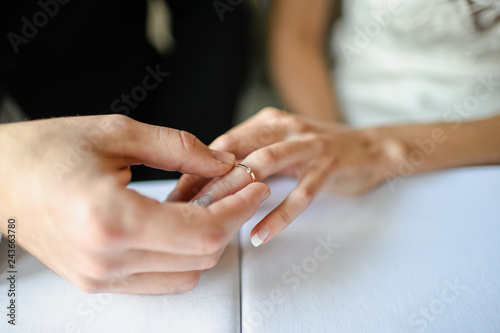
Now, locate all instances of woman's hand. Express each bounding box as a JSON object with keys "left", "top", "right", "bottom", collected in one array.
[
  {"left": 169, "top": 108, "right": 403, "bottom": 246},
  {"left": 0, "top": 115, "right": 270, "bottom": 294}
]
